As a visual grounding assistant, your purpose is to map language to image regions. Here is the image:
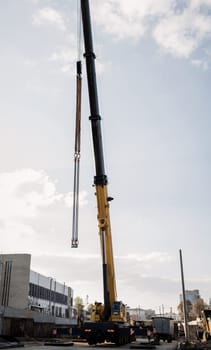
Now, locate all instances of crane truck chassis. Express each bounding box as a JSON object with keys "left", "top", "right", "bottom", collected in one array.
[
  {"left": 83, "top": 321, "right": 135, "bottom": 346},
  {"left": 73, "top": 0, "right": 135, "bottom": 346}
]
